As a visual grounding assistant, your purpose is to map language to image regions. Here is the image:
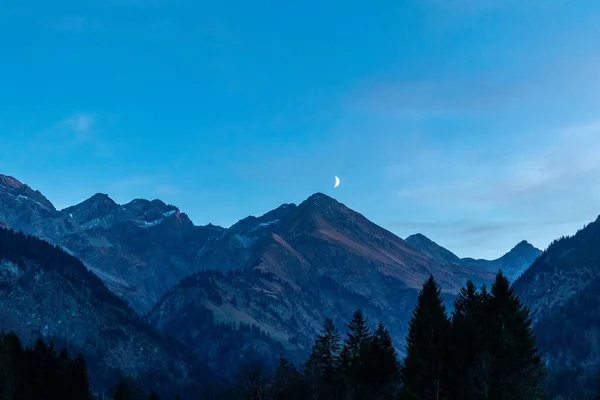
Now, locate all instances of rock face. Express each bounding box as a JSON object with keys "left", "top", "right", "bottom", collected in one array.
[
  {"left": 0, "top": 174, "right": 225, "bottom": 314},
  {"left": 0, "top": 227, "right": 207, "bottom": 399},
  {"left": 405, "top": 233, "right": 542, "bottom": 281},
  {"left": 149, "top": 193, "right": 495, "bottom": 361},
  {"left": 512, "top": 216, "right": 600, "bottom": 398}
]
